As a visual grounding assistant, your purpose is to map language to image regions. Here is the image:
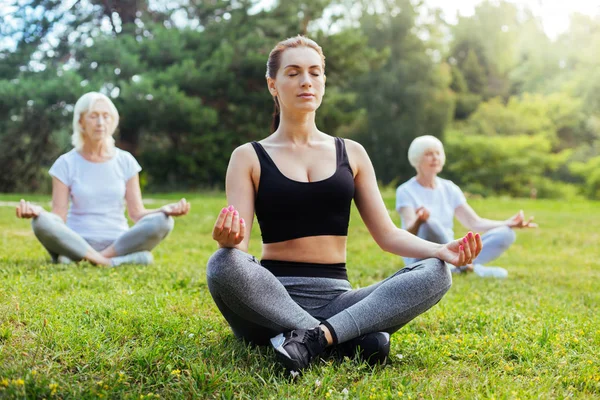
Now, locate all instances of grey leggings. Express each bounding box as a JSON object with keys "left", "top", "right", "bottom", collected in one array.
[
  {"left": 403, "top": 219, "right": 516, "bottom": 266},
  {"left": 206, "top": 248, "right": 452, "bottom": 345},
  {"left": 31, "top": 212, "right": 174, "bottom": 261}
]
